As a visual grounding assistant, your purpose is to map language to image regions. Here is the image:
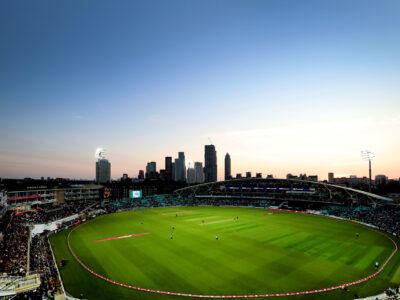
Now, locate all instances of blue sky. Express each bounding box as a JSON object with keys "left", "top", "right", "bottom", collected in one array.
[{"left": 1, "top": 0, "right": 400, "bottom": 180}]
